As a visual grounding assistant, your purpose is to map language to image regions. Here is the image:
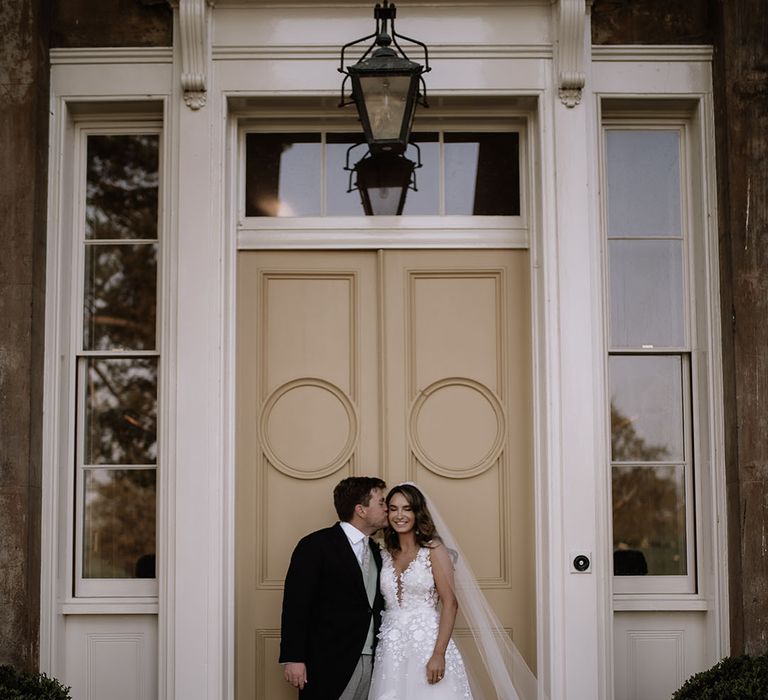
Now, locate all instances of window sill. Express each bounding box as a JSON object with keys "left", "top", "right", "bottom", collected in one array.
[
  {"left": 613, "top": 595, "right": 709, "bottom": 612},
  {"left": 60, "top": 599, "right": 159, "bottom": 615}
]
